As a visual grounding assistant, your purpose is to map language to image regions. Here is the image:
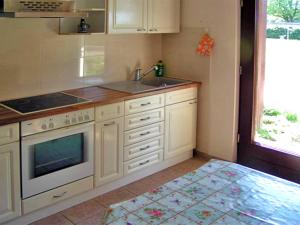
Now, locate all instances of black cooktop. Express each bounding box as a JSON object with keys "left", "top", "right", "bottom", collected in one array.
[{"left": 0, "top": 92, "right": 88, "bottom": 114}]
